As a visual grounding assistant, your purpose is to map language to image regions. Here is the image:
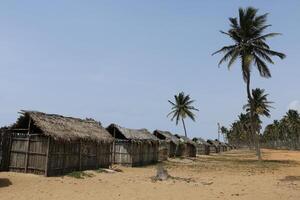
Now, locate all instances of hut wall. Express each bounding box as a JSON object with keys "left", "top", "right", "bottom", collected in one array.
[
  {"left": 8, "top": 133, "right": 112, "bottom": 176},
  {"left": 113, "top": 140, "right": 133, "bottom": 165},
  {"left": 9, "top": 134, "right": 49, "bottom": 175},
  {"left": 169, "top": 142, "right": 177, "bottom": 157},
  {"left": 47, "top": 140, "right": 112, "bottom": 176},
  {"left": 112, "top": 140, "right": 158, "bottom": 167},
  {"left": 187, "top": 144, "right": 197, "bottom": 157},
  {"left": 209, "top": 145, "right": 217, "bottom": 153},
  {"left": 175, "top": 143, "right": 185, "bottom": 157},
  {"left": 195, "top": 144, "right": 210, "bottom": 155},
  {"left": 0, "top": 132, "right": 11, "bottom": 171},
  {"left": 158, "top": 141, "right": 168, "bottom": 161}
]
